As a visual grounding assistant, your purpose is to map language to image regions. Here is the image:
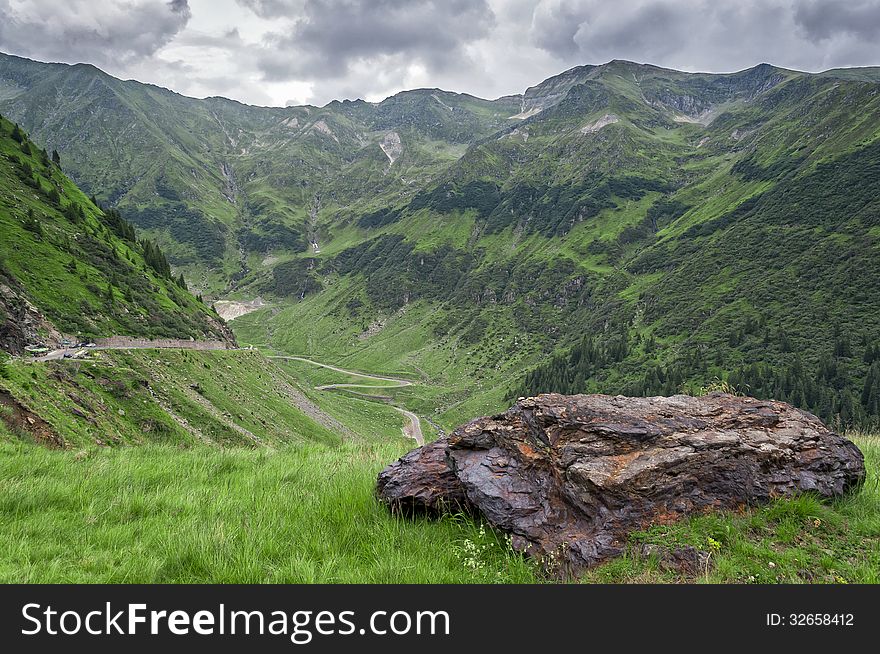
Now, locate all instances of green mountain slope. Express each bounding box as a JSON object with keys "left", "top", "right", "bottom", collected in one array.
[
  {"left": 0, "top": 348, "right": 362, "bottom": 448},
  {"left": 4, "top": 53, "right": 880, "bottom": 429},
  {"left": 0, "top": 113, "right": 233, "bottom": 352},
  {"left": 0, "top": 53, "right": 520, "bottom": 292},
  {"left": 233, "top": 62, "right": 880, "bottom": 428}
]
